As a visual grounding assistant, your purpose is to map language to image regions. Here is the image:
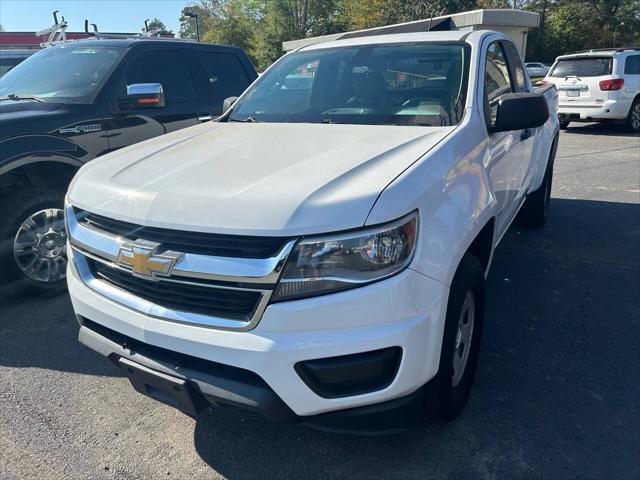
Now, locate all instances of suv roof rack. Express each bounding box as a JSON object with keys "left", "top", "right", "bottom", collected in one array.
[
  {"left": 83, "top": 19, "right": 194, "bottom": 42},
  {"left": 37, "top": 11, "right": 68, "bottom": 47},
  {"left": 565, "top": 46, "right": 640, "bottom": 55}
]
